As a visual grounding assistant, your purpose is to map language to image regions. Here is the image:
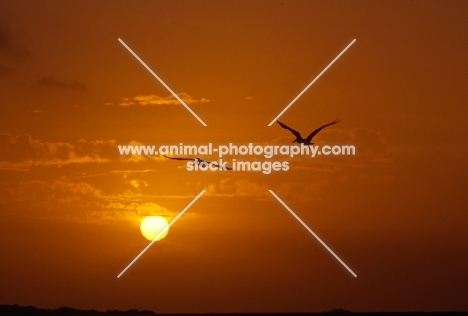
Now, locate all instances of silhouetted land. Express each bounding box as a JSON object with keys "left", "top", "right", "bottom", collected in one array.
[
  {"left": 0, "top": 305, "right": 155, "bottom": 315},
  {"left": 1, "top": 305, "right": 467, "bottom": 316}
]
